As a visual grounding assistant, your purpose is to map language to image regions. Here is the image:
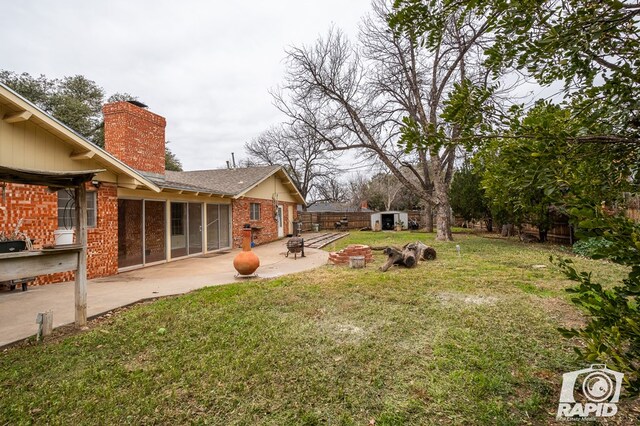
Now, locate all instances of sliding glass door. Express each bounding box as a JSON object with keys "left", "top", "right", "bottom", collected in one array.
[
  {"left": 118, "top": 199, "right": 143, "bottom": 268},
  {"left": 118, "top": 199, "right": 166, "bottom": 268},
  {"left": 206, "top": 203, "right": 231, "bottom": 251},
  {"left": 171, "top": 202, "right": 203, "bottom": 258},
  {"left": 219, "top": 205, "right": 230, "bottom": 248},
  {"left": 170, "top": 202, "right": 188, "bottom": 258},
  {"left": 207, "top": 204, "right": 220, "bottom": 251},
  {"left": 144, "top": 201, "right": 166, "bottom": 263},
  {"left": 188, "top": 203, "right": 202, "bottom": 254}
]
